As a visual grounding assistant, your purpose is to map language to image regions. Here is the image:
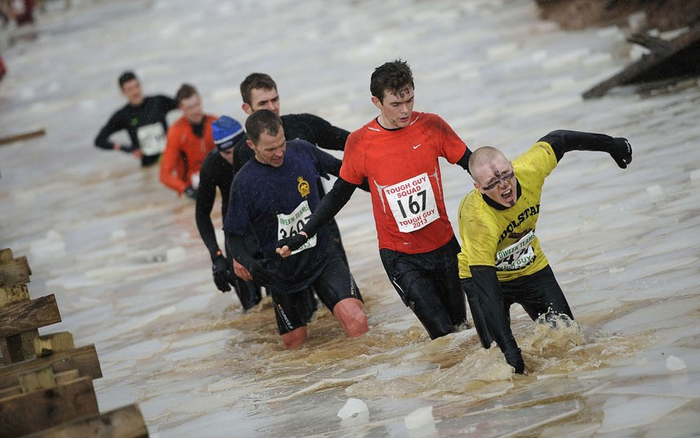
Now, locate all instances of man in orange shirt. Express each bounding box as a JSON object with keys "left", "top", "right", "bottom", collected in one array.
[{"left": 160, "top": 84, "right": 218, "bottom": 198}]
